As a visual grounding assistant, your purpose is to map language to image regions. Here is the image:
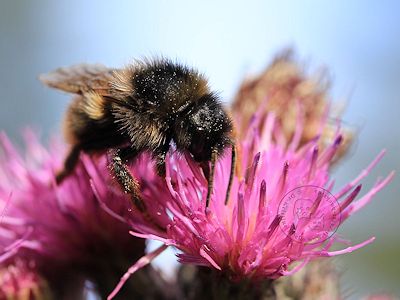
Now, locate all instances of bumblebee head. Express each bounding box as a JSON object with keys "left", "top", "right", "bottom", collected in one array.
[{"left": 173, "top": 93, "right": 232, "bottom": 162}]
